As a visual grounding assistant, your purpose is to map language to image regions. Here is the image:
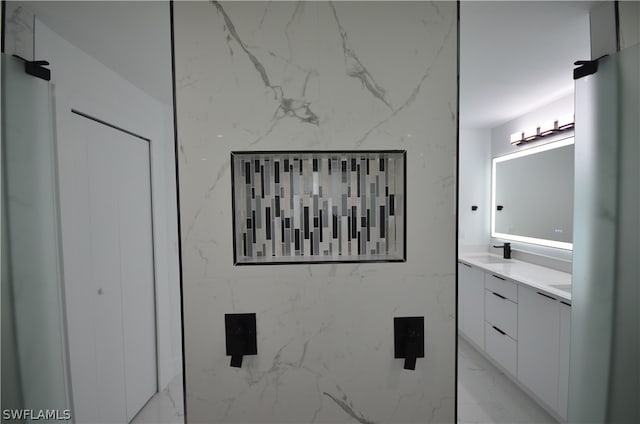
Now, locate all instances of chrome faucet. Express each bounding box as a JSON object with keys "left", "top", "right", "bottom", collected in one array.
[{"left": 493, "top": 242, "right": 512, "bottom": 259}]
